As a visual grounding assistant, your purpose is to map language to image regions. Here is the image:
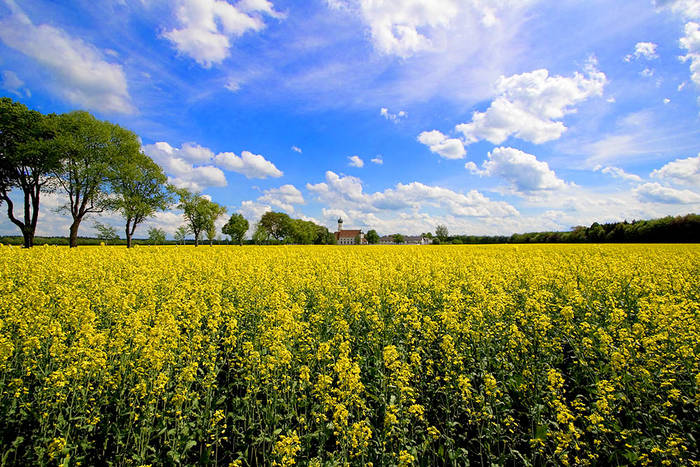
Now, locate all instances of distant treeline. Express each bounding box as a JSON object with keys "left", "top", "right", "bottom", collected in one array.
[
  {"left": 441, "top": 214, "right": 699, "bottom": 244},
  {"left": 0, "top": 236, "right": 236, "bottom": 246}
]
